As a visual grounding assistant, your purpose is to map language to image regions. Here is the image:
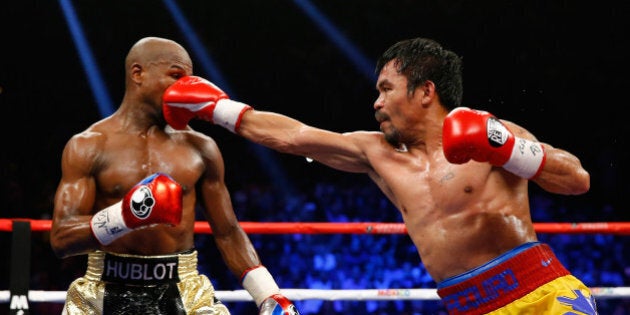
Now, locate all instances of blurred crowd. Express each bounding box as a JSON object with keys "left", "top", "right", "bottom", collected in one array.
[{"left": 1, "top": 173, "right": 629, "bottom": 314}]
